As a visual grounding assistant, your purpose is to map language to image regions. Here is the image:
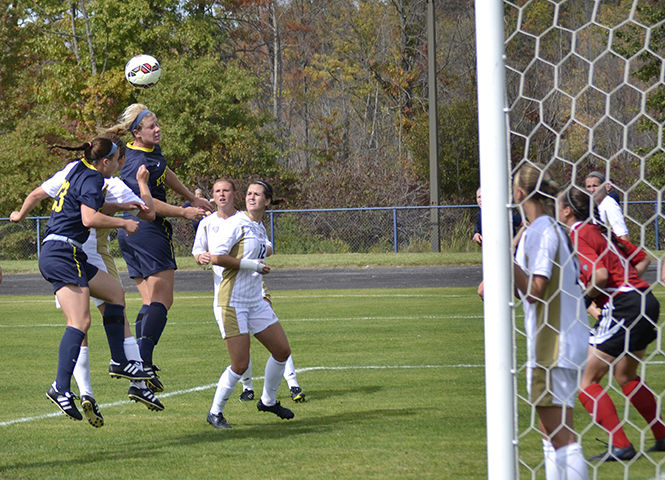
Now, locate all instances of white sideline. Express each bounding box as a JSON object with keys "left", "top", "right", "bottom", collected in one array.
[
  {"left": 0, "top": 364, "right": 475, "bottom": 428},
  {"left": 0, "top": 292, "right": 475, "bottom": 305}
]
